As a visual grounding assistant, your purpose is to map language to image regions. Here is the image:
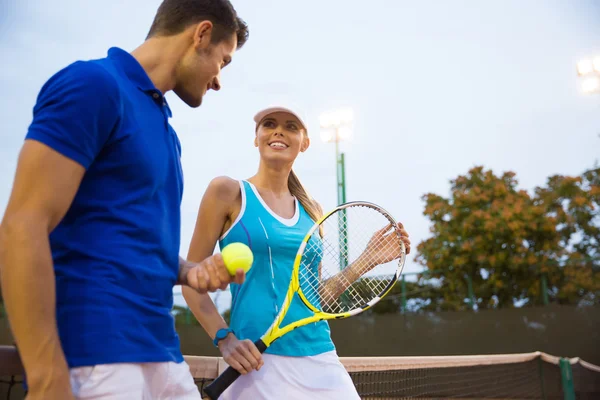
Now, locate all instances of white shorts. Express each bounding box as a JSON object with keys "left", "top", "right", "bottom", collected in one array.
[
  {"left": 219, "top": 350, "right": 360, "bottom": 400},
  {"left": 69, "top": 360, "right": 200, "bottom": 400}
]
